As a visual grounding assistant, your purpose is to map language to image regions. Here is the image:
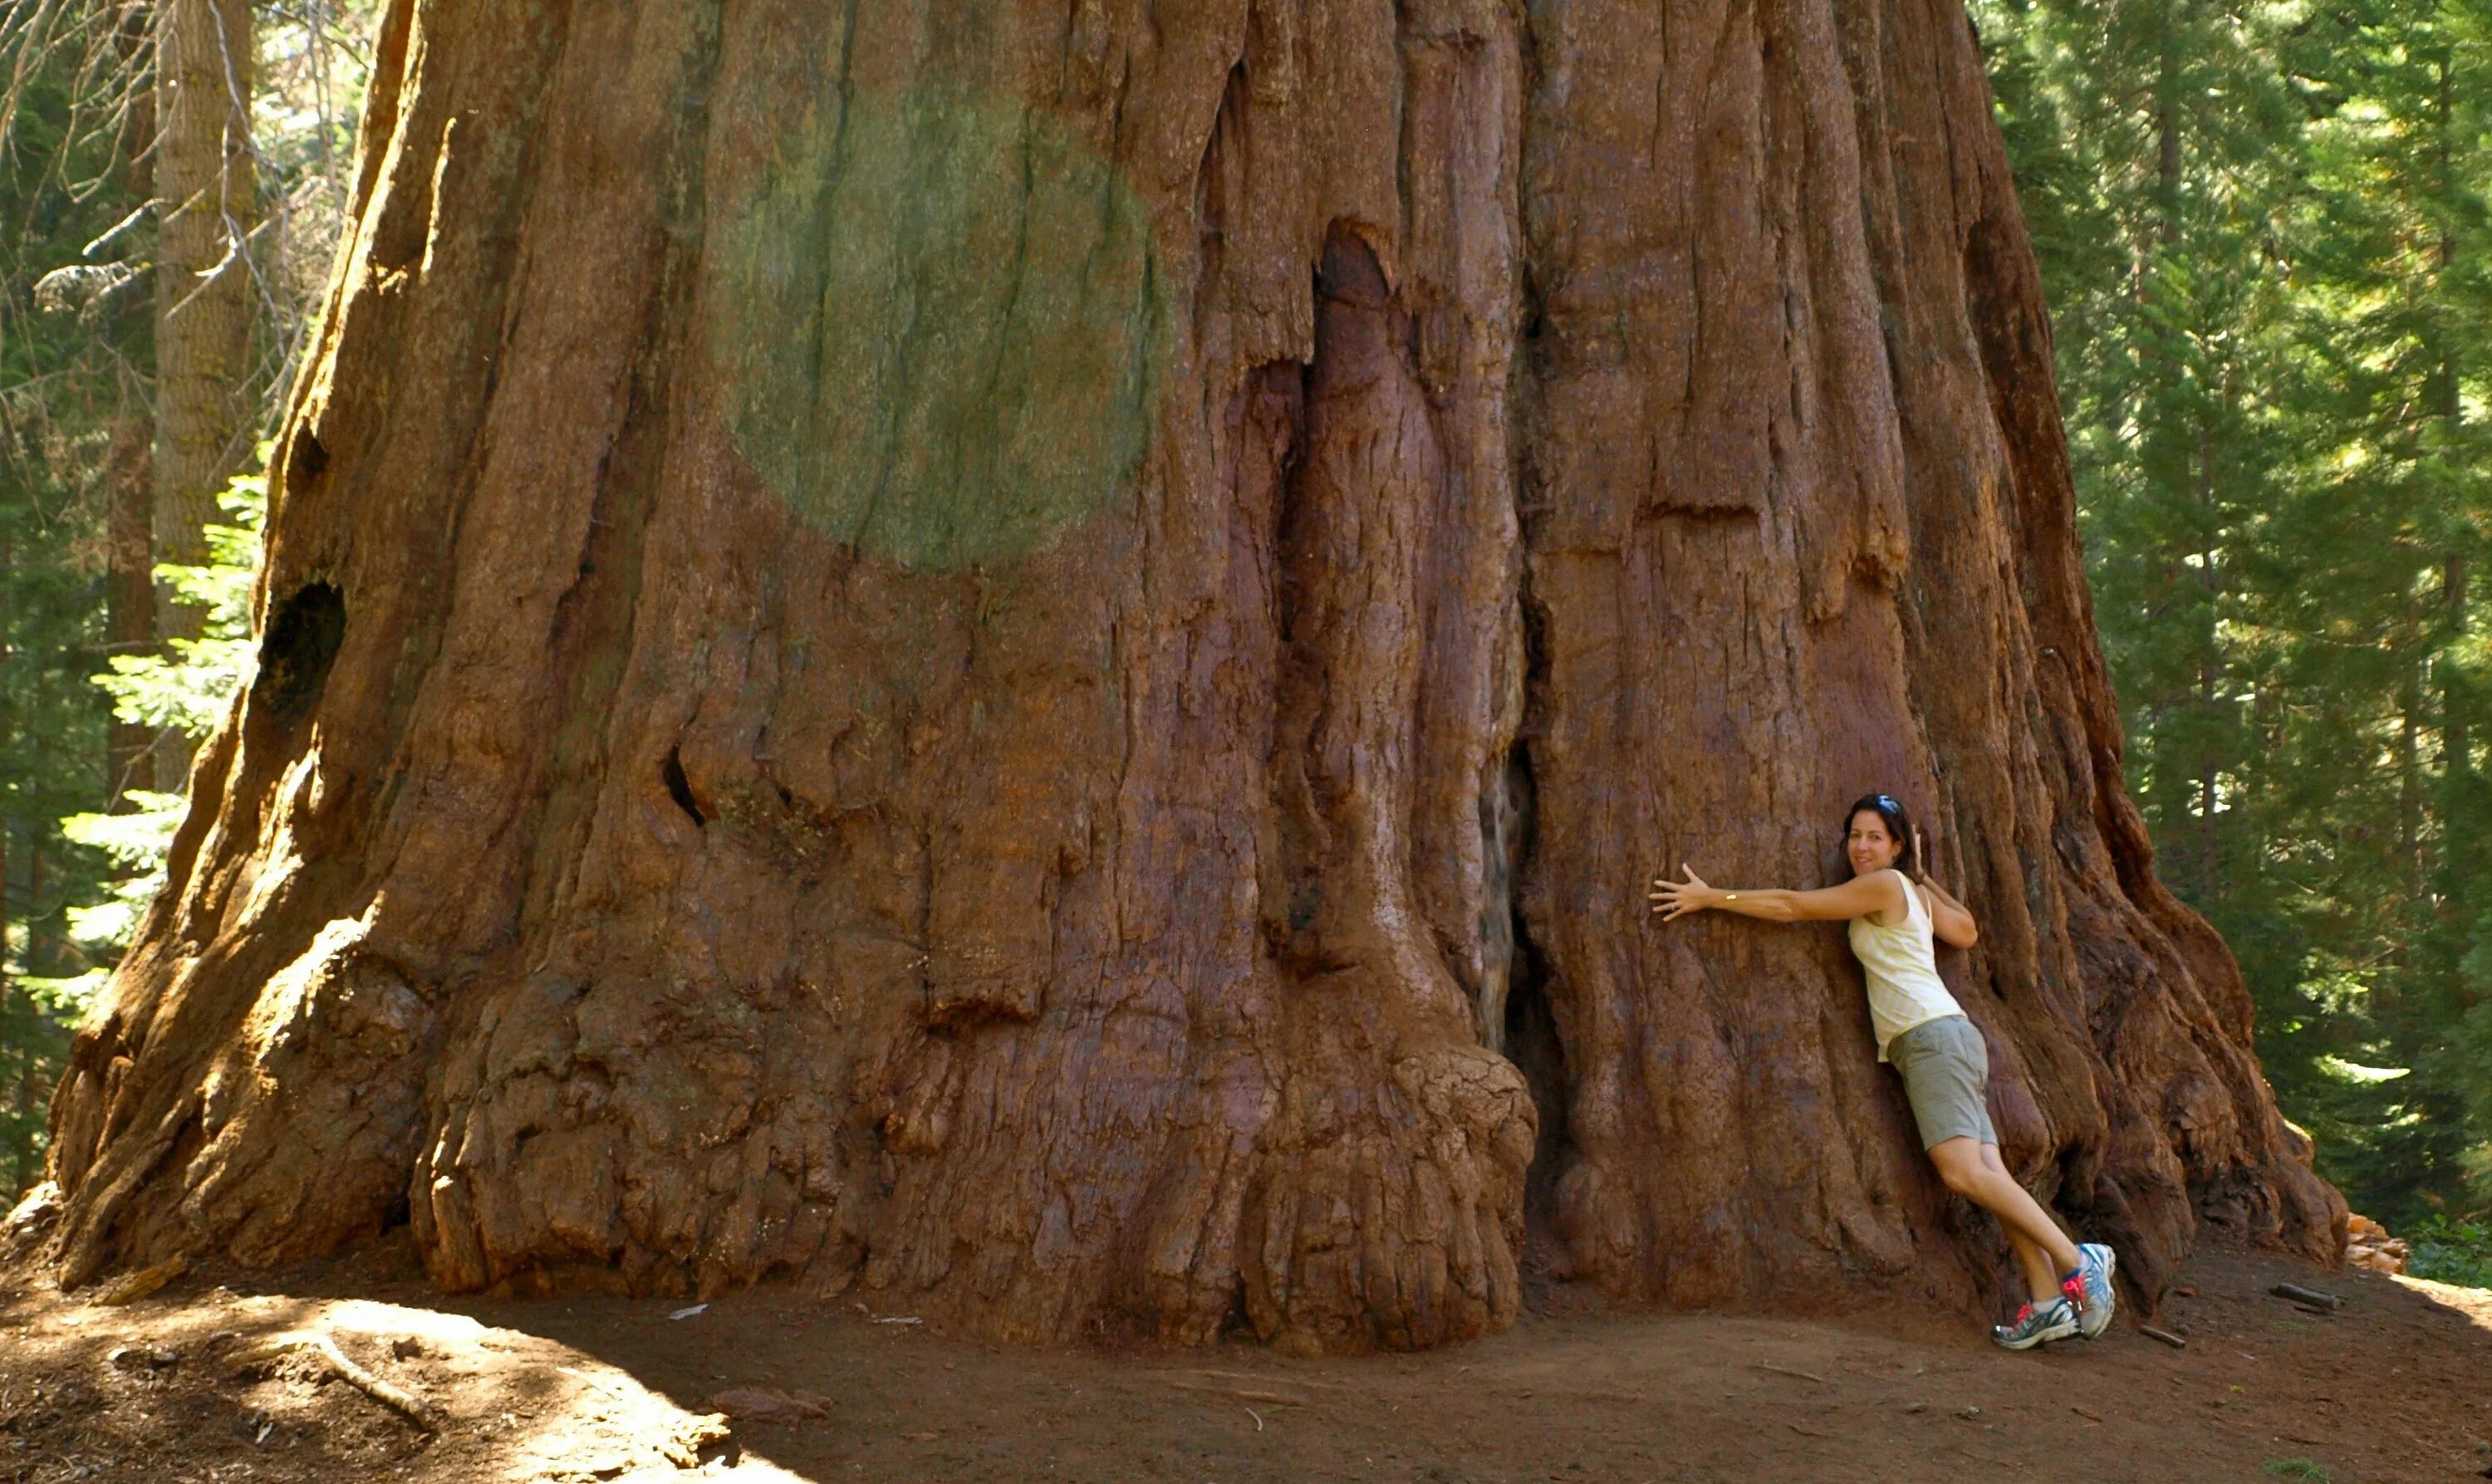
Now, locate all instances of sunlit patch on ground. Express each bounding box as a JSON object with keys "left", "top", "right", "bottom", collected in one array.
[{"left": 0, "top": 1282, "right": 810, "bottom": 1482}]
